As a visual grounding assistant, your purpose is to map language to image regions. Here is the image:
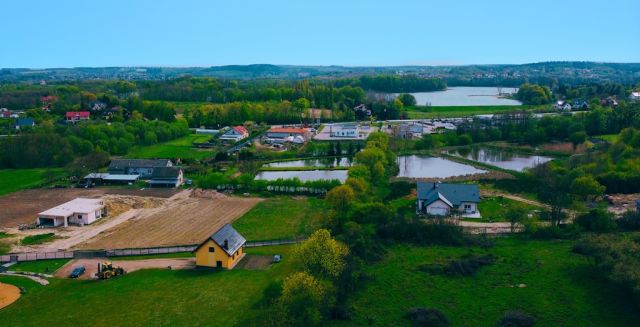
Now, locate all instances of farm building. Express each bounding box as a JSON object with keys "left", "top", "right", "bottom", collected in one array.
[
  {"left": 148, "top": 167, "right": 184, "bottom": 187},
  {"left": 265, "top": 127, "right": 310, "bottom": 144},
  {"left": 66, "top": 111, "right": 90, "bottom": 122},
  {"left": 219, "top": 126, "right": 249, "bottom": 142},
  {"left": 392, "top": 122, "right": 424, "bottom": 139},
  {"left": 37, "top": 198, "right": 107, "bottom": 227},
  {"left": 84, "top": 173, "right": 140, "bottom": 185},
  {"left": 108, "top": 159, "right": 173, "bottom": 179},
  {"left": 417, "top": 182, "right": 481, "bottom": 217},
  {"left": 193, "top": 224, "right": 246, "bottom": 269}
]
